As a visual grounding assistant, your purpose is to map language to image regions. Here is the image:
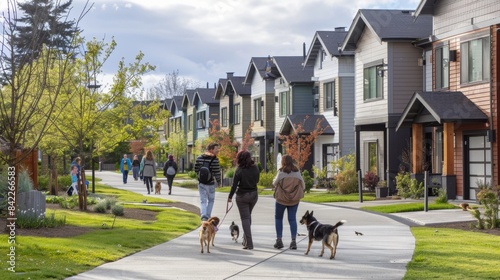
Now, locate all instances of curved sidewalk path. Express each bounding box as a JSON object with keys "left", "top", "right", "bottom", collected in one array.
[{"left": 68, "top": 171, "right": 415, "bottom": 280}]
